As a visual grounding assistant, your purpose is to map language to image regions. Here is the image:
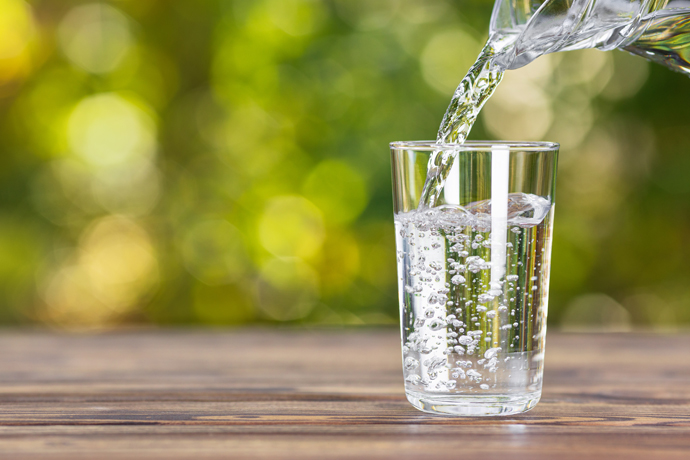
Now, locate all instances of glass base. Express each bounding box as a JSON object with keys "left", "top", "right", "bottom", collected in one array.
[{"left": 405, "top": 390, "right": 541, "bottom": 416}]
